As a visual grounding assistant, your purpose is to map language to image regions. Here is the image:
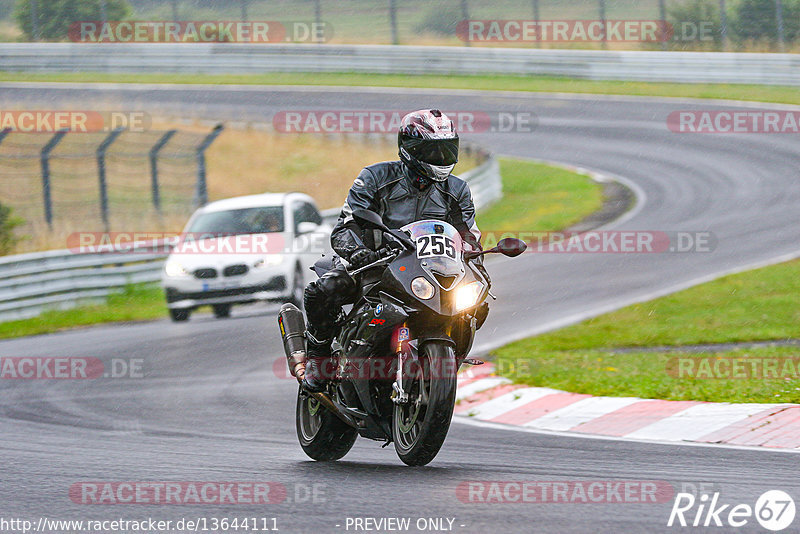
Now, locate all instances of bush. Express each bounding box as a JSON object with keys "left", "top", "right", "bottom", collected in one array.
[
  {"left": 733, "top": 0, "right": 800, "bottom": 44},
  {"left": 0, "top": 203, "right": 23, "bottom": 255},
  {"left": 14, "top": 0, "right": 131, "bottom": 41},
  {"left": 667, "top": 0, "right": 724, "bottom": 48},
  {"left": 414, "top": 3, "right": 462, "bottom": 37}
]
